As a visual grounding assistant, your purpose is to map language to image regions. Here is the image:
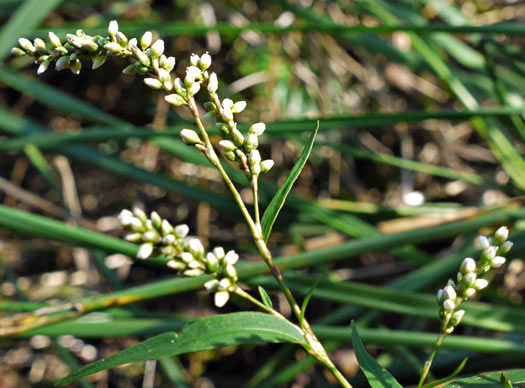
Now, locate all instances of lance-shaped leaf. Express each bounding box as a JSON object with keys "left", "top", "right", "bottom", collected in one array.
[
  {"left": 444, "top": 369, "right": 525, "bottom": 387},
  {"left": 56, "top": 312, "right": 305, "bottom": 386},
  {"left": 261, "top": 122, "right": 319, "bottom": 242}
]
